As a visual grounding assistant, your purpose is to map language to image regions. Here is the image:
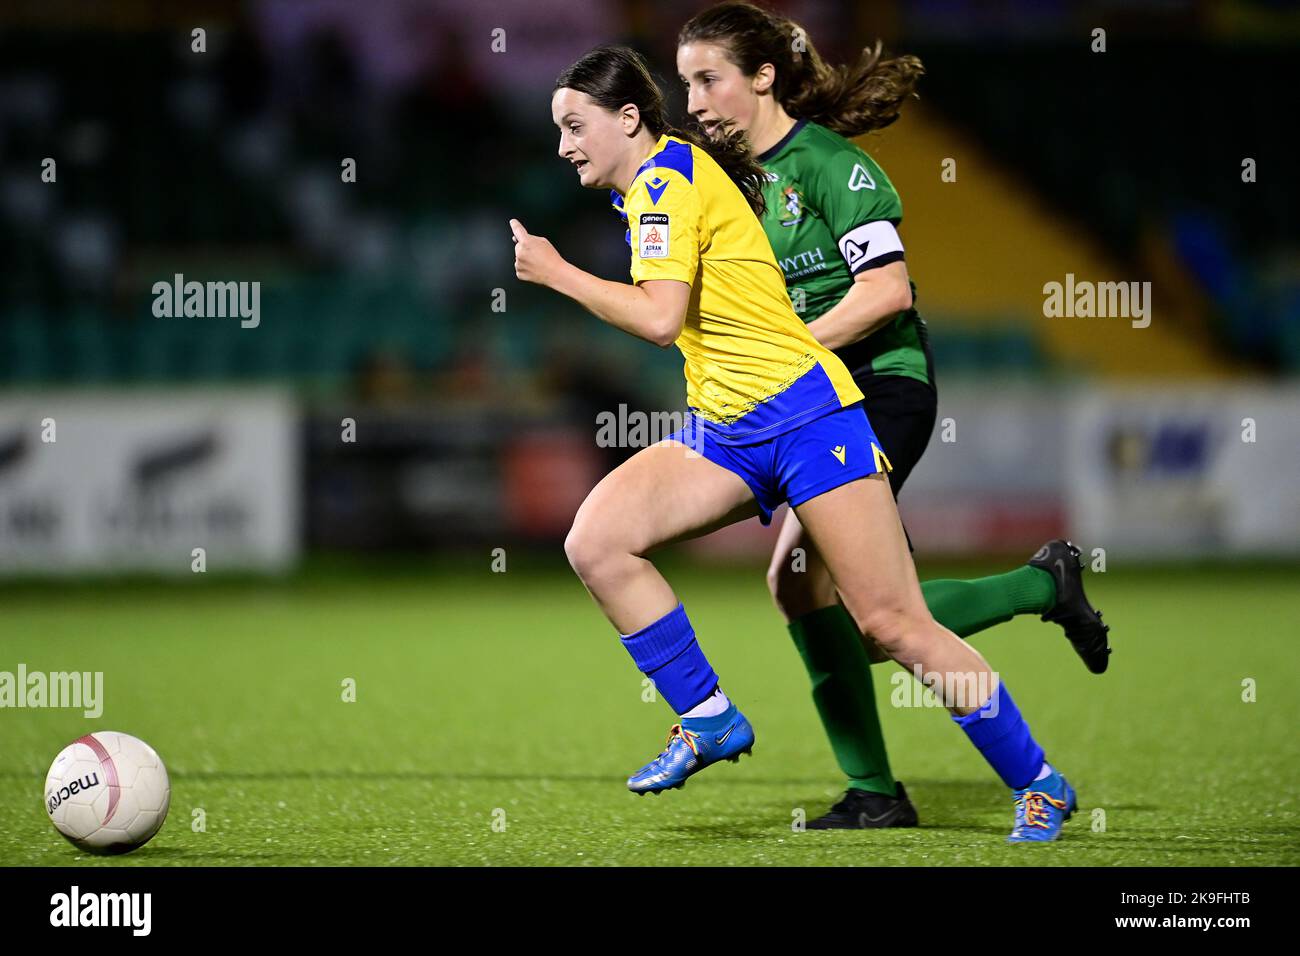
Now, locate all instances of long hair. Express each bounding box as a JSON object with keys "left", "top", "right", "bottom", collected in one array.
[
  {"left": 555, "top": 44, "right": 767, "bottom": 216},
  {"left": 678, "top": 1, "right": 924, "bottom": 137}
]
